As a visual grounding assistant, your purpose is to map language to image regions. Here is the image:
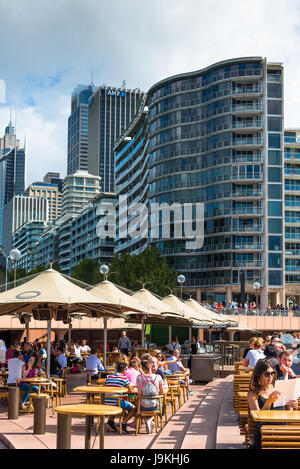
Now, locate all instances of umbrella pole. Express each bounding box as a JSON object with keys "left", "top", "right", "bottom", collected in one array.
[
  {"left": 141, "top": 316, "right": 145, "bottom": 348},
  {"left": 103, "top": 318, "right": 107, "bottom": 369},
  {"left": 46, "top": 319, "right": 52, "bottom": 379},
  {"left": 26, "top": 322, "right": 30, "bottom": 344},
  {"left": 68, "top": 319, "right": 72, "bottom": 343}
]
